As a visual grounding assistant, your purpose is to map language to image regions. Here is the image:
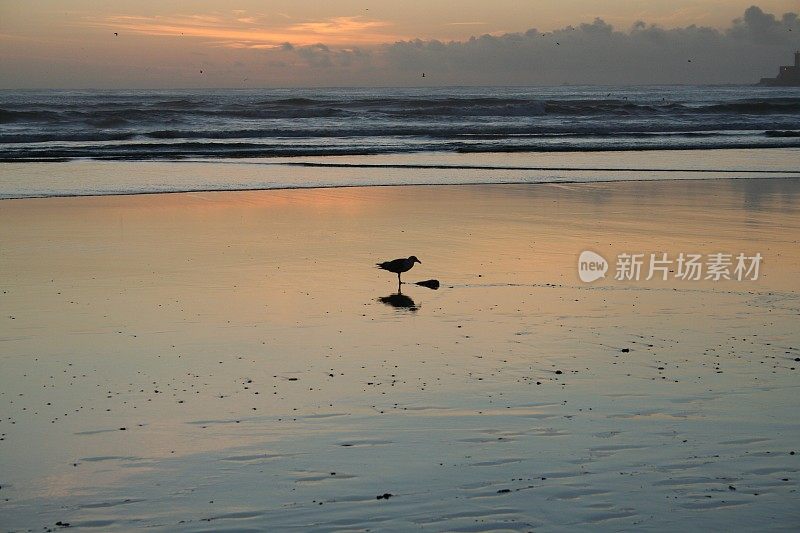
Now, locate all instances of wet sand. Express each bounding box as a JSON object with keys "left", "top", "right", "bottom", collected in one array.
[{"left": 1, "top": 179, "right": 799, "bottom": 531}]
